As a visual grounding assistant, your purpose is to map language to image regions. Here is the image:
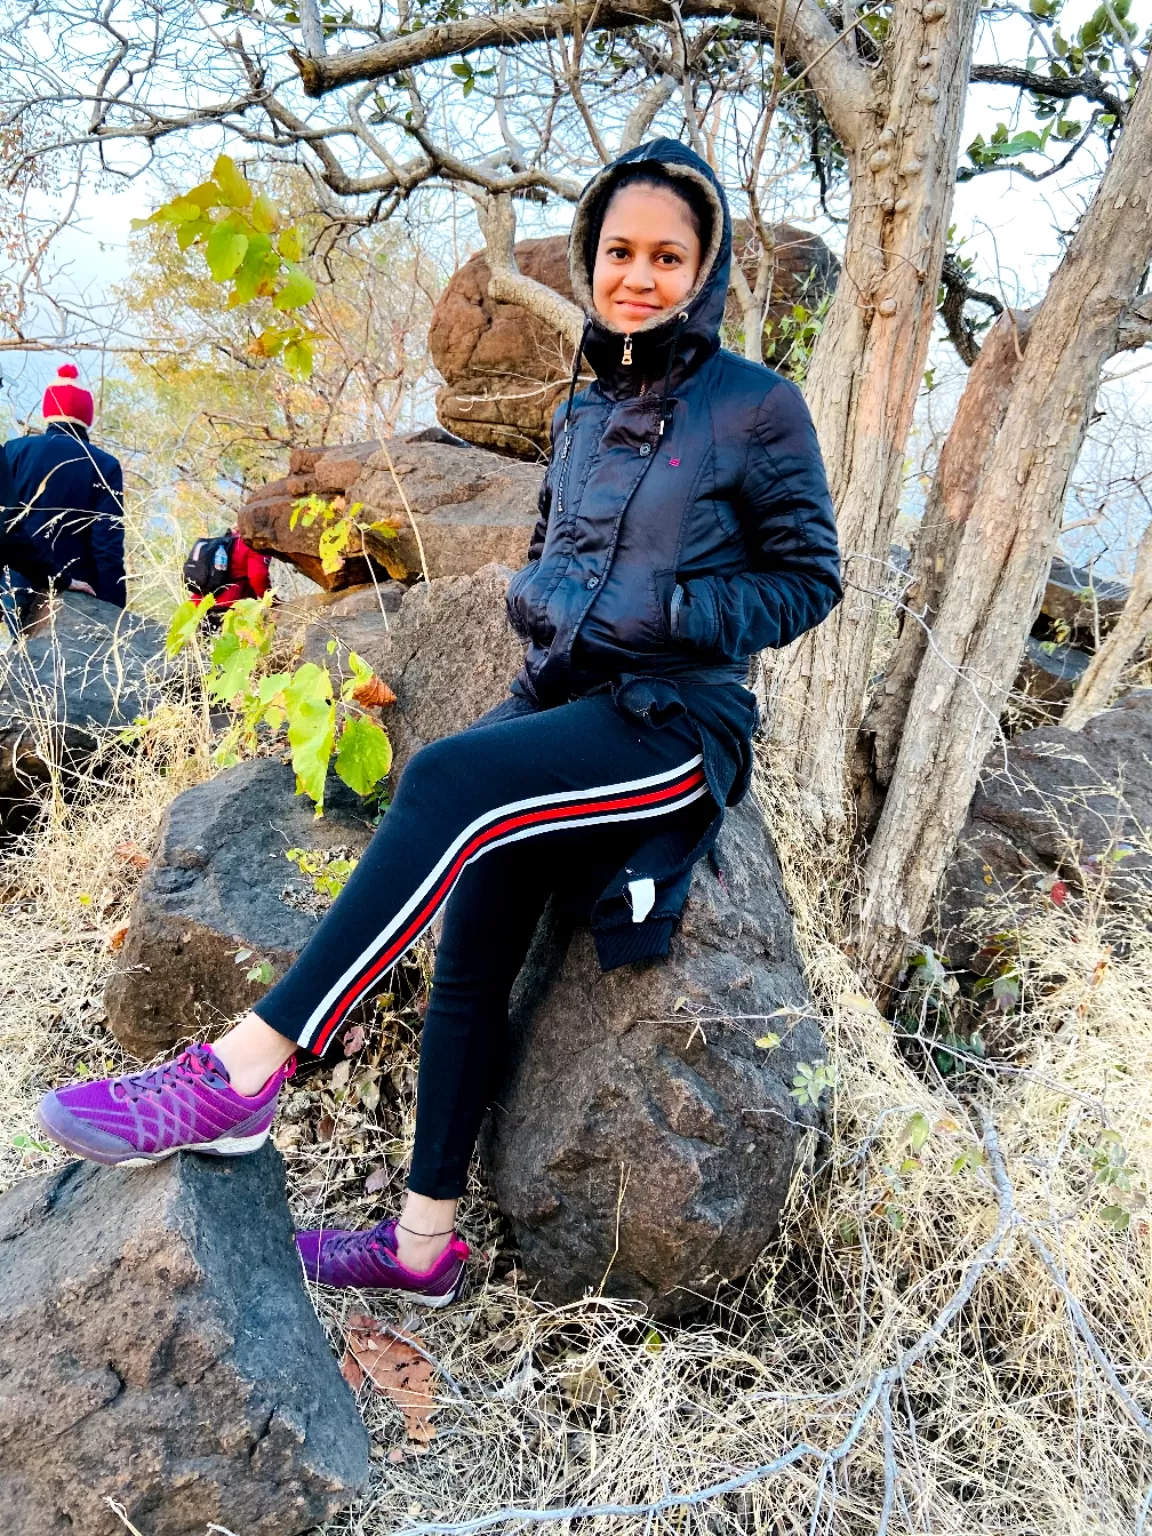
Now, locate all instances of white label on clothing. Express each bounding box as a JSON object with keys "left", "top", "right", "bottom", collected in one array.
[{"left": 628, "top": 877, "right": 656, "bottom": 925}]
